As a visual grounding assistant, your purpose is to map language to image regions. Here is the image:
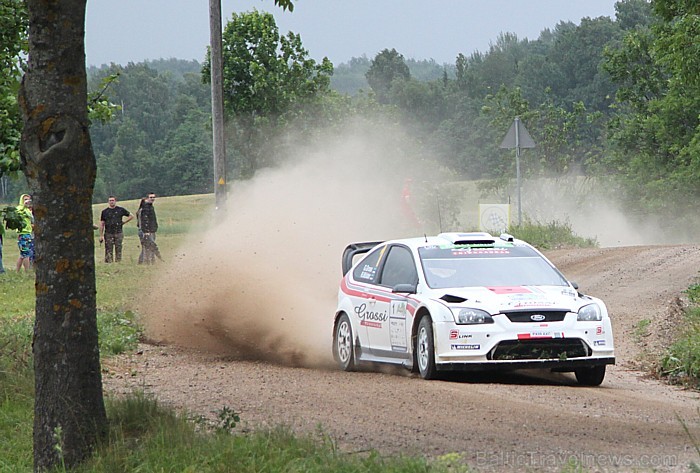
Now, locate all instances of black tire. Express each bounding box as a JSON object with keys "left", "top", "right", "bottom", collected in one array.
[
  {"left": 334, "top": 314, "right": 355, "bottom": 371},
  {"left": 415, "top": 317, "right": 438, "bottom": 380},
  {"left": 575, "top": 365, "right": 606, "bottom": 386}
]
